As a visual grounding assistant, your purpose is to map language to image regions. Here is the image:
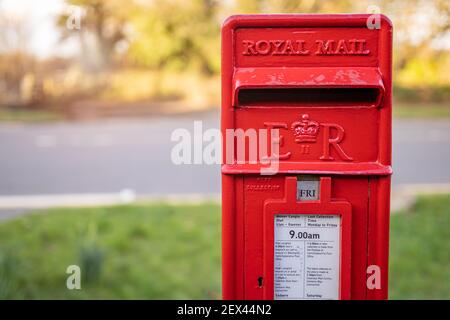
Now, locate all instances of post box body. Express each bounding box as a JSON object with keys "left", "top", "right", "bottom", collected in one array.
[{"left": 221, "top": 14, "right": 392, "bottom": 300}]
